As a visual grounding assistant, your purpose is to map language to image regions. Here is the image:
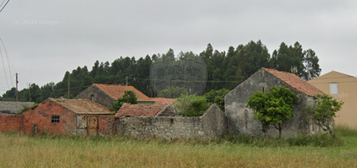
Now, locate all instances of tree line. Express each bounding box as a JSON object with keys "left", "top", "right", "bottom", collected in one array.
[{"left": 0, "top": 40, "right": 321, "bottom": 103}]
